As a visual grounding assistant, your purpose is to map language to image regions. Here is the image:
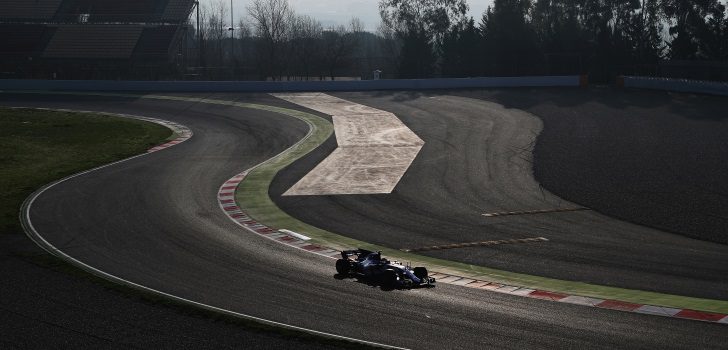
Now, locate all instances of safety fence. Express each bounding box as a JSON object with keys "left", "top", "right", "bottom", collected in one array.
[
  {"left": 0, "top": 75, "right": 581, "bottom": 92},
  {"left": 621, "top": 76, "right": 728, "bottom": 97}
]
